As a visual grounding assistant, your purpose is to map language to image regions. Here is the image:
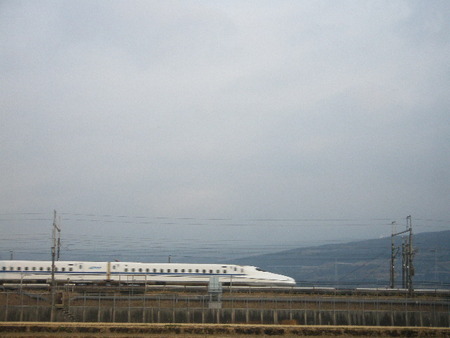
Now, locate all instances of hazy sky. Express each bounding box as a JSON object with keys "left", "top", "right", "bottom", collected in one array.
[{"left": 1, "top": 1, "right": 449, "bottom": 259}]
